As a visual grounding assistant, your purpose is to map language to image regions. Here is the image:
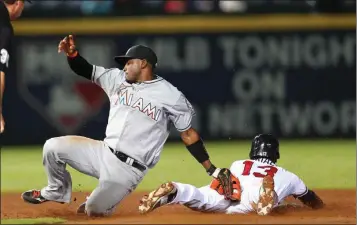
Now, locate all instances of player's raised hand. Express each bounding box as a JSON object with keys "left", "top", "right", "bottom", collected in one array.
[{"left": 58, "top": 35, "right": 77, "bottom": 57}]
